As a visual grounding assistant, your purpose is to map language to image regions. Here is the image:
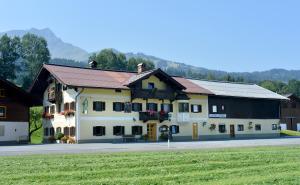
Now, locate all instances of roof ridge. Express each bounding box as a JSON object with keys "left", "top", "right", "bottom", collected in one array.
[{"left": 44, "top": 63, "right": 138, "bottom": 74}]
